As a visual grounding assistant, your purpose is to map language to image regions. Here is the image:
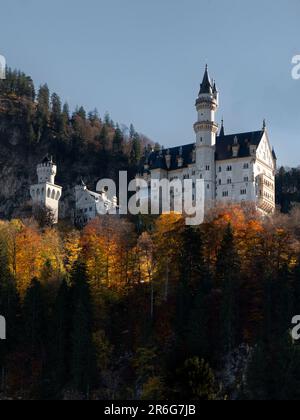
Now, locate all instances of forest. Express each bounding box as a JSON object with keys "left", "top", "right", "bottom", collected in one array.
[
  {"left": 0, "top": 205, "right": 300, "bottom": 400},
  {"left": 0, "top": 69, "right": 300, "bottom": 400}
]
